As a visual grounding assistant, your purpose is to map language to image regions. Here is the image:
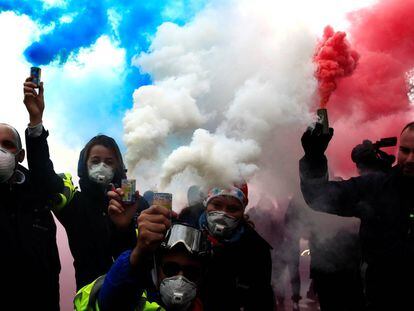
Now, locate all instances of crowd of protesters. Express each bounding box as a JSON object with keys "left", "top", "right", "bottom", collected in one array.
[{"left": 1, "top": 76, "right": 413, "bottom": 311}]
